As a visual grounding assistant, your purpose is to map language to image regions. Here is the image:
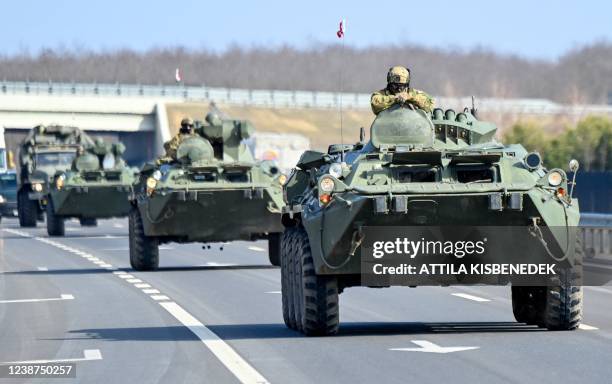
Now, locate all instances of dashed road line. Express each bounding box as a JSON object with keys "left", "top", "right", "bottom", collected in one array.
[
  {"left": 4, "top": 227, "right": 270, "bottom": 384},
  {"left": 265, "top": 291, "right": 281, "bottom": 294},
  {"left": 579, "top": 324, "right": 599, "bottom": 331},
  {"left": 160, "top": 302, "right": 270, "bottom": 384},
  {"left": 37, "top": 266, "right": 48, "bottom": 271},
  {"left": 0, "top": 294, "right": 74, "bottom": 304},
  {"left": 126, "top": 279, "right": 143, "bottom": 283},
  {"left": 3, "top": 349, "right": 103, "bottom": 364},
  {"left": 451, "top": 293, "right": 491, "bottom": 302},
  {"left": 247, "top": 246, "right": 265, "bottom": 252}
]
